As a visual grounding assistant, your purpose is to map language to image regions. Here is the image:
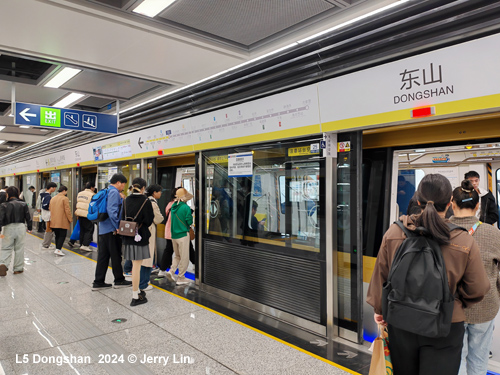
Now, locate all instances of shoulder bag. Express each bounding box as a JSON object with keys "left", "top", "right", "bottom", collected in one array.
[{"left": 175, "top": 208, "right": 195, "bottom": 241}]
